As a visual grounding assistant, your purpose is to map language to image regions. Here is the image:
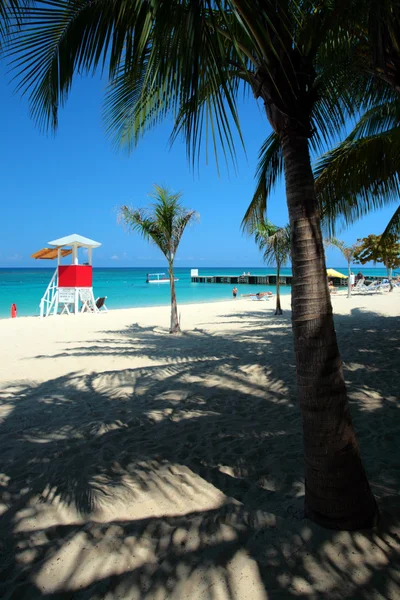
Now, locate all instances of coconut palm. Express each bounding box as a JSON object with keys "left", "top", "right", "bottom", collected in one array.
[
  {"left": 7, "top": 0, "right": 378, "bottom": 529},
  {"left": 120, "top": 185, "right": 197, "bottom": 333},
  {"left": 324, "top": 239, "right": 359, "bottom": 298},
  {"left": 243, "top": 0, "right": 400, "bottom": 237},
  {"left": 254, "top": 221, "right": 290, "bottom": 315}
]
